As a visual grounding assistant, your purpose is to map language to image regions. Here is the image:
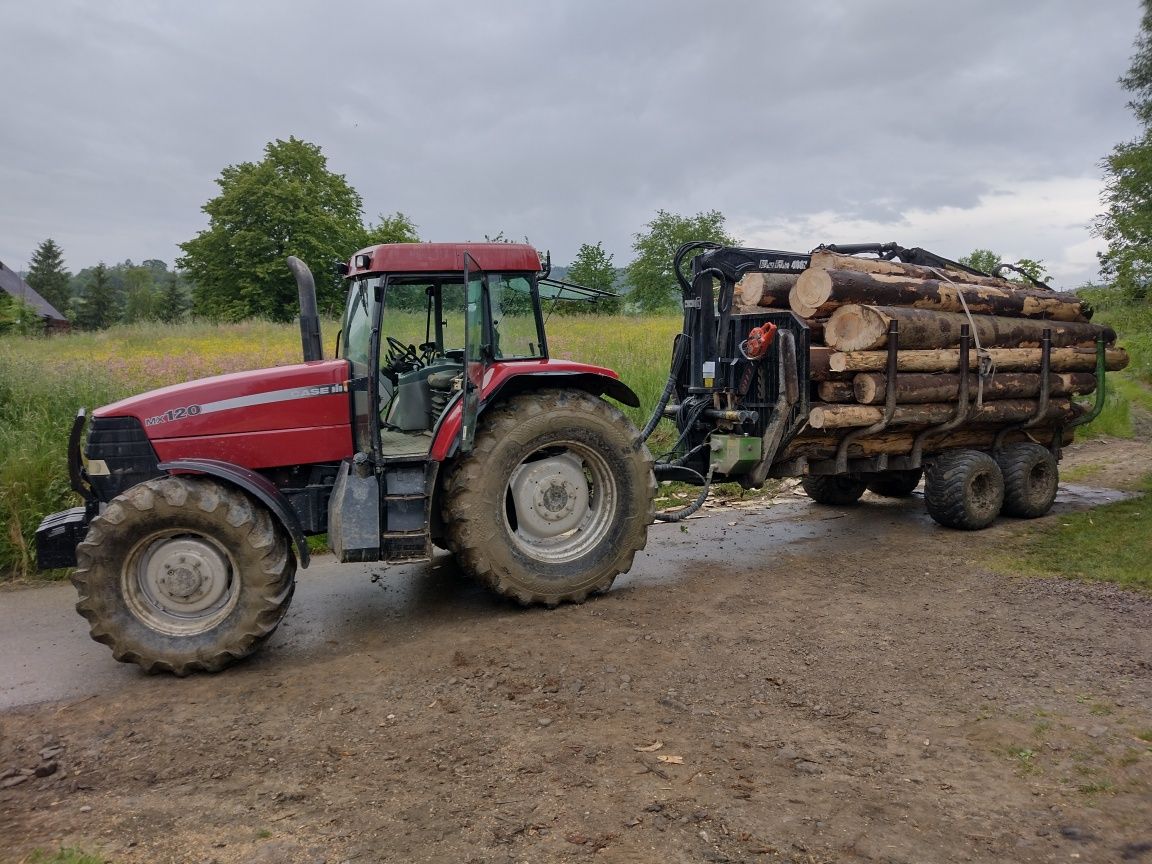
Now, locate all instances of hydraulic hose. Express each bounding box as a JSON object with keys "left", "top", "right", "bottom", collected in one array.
[
  {"left": 639, "top": 333, "right": 687, "bottom": 444},
  {"left": 653, "top": 466, "right": 715, "bottom": 522}
]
